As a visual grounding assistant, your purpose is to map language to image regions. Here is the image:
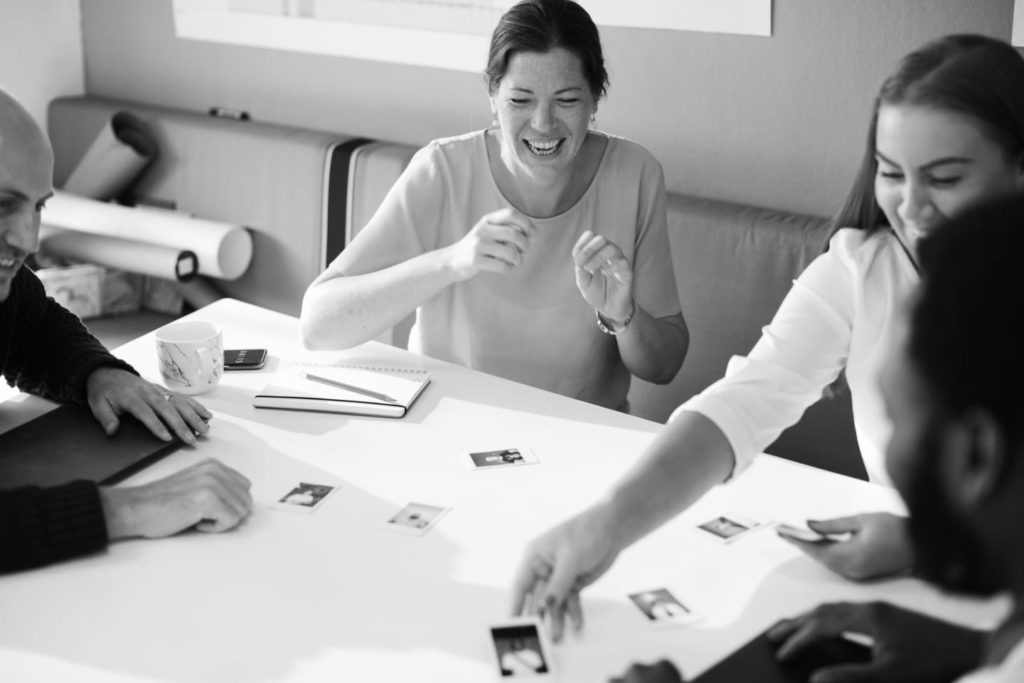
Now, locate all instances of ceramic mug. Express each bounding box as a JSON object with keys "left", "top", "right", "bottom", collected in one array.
[{"left": 155, "top": 320, "right": 223, "bottom": 395}]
